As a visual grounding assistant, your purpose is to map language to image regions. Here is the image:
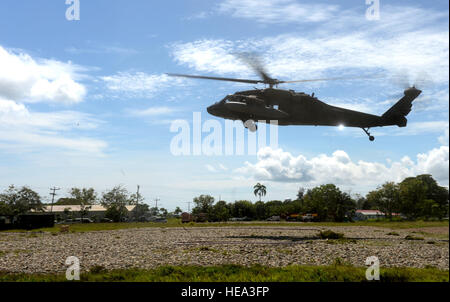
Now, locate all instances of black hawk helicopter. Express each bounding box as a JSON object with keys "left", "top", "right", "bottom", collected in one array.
[{"left": 167, "top": 60, "right": 421, "bottom": 141}]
